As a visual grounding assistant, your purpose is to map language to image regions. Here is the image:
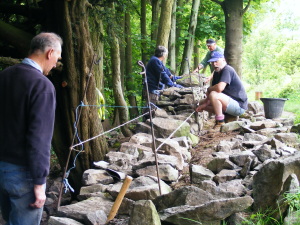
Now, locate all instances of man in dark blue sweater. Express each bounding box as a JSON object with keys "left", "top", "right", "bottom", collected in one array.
[
  {"left": 145, "top": 45, "right": 182, "bottom": 95},
  {"left": 0, "top": 32, "right": 62, "bottom": 225}
]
